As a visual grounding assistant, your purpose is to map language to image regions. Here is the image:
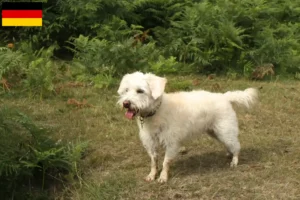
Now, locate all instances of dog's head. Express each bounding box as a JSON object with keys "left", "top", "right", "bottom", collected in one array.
[{"left": 117, "top": 72, "right": 167, "bottom": 119}]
